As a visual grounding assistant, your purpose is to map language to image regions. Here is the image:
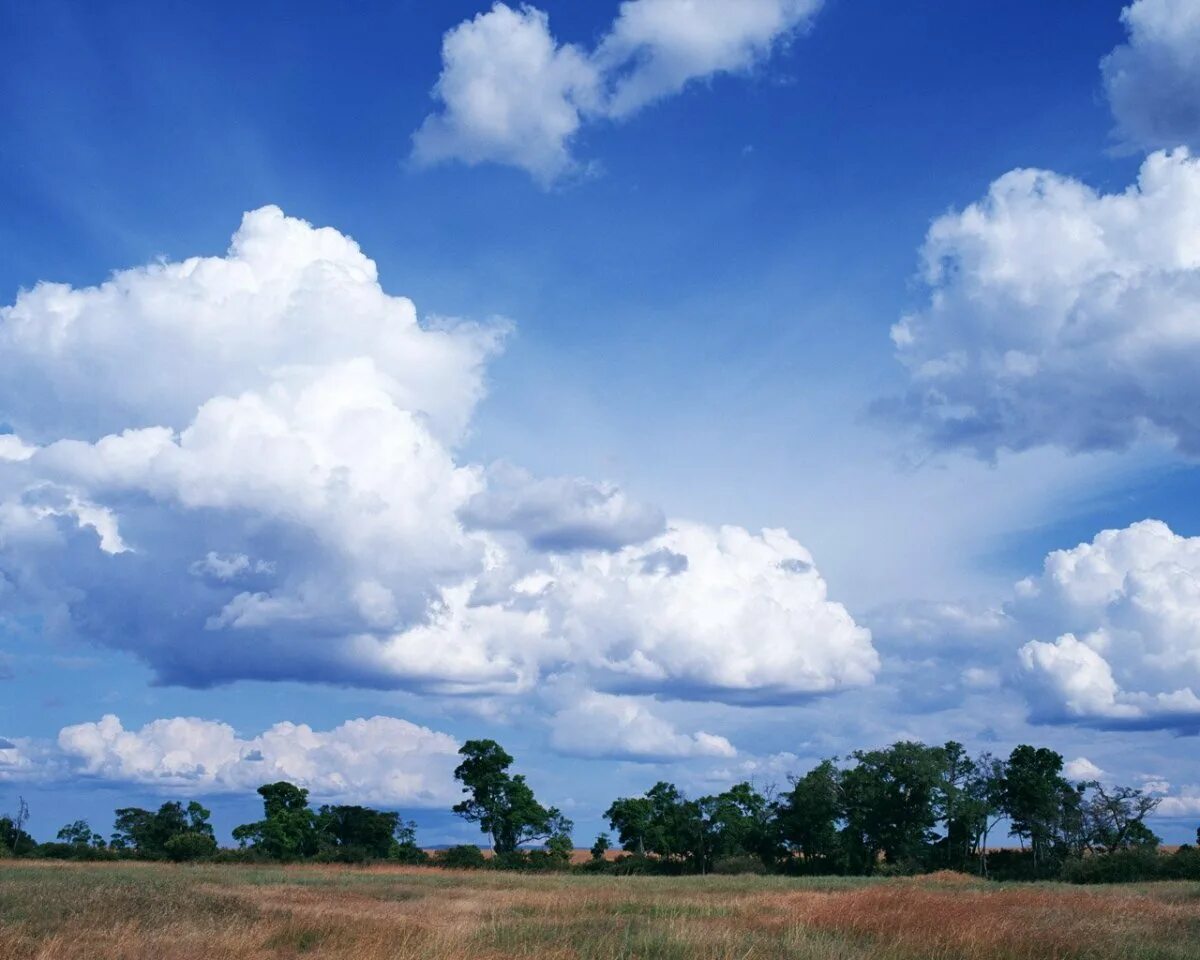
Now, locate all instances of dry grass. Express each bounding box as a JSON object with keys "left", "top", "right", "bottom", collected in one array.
[{"left": 1, "top": 861, "right": 1198, "bottom": 960}]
